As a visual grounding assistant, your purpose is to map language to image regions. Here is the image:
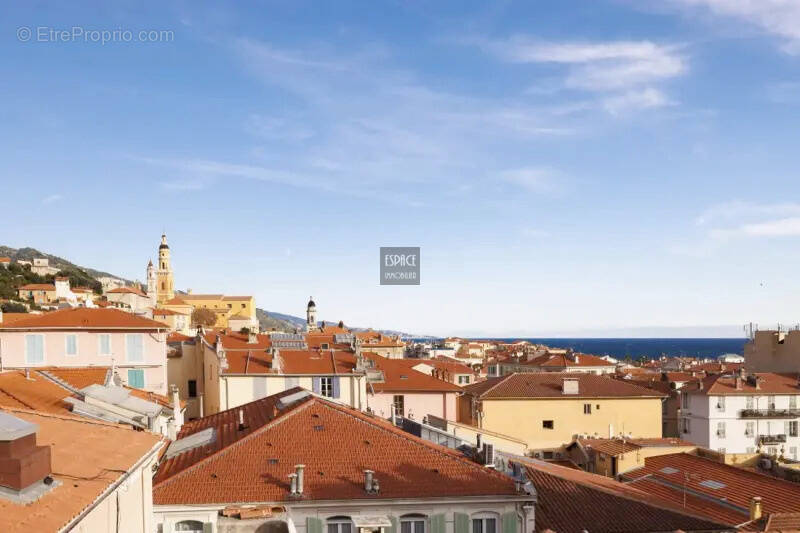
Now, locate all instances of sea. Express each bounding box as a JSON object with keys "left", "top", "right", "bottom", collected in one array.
[{"left": 414, "top": 338, "right": 748, "bottom": 361}]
